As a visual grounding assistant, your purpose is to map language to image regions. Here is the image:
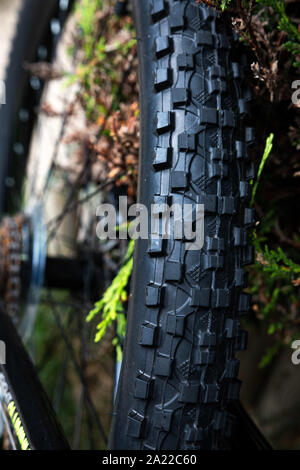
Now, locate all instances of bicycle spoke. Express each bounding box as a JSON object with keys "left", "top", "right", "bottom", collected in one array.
[
  {"left": 0, "top": 0, "right": 135, "bottom": 450},
  {"left": 72, "top": 386, "right": 84, "bottom": 449},
  {"left": 46, "top": 290, "right": 108, "bottom": 445}
]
